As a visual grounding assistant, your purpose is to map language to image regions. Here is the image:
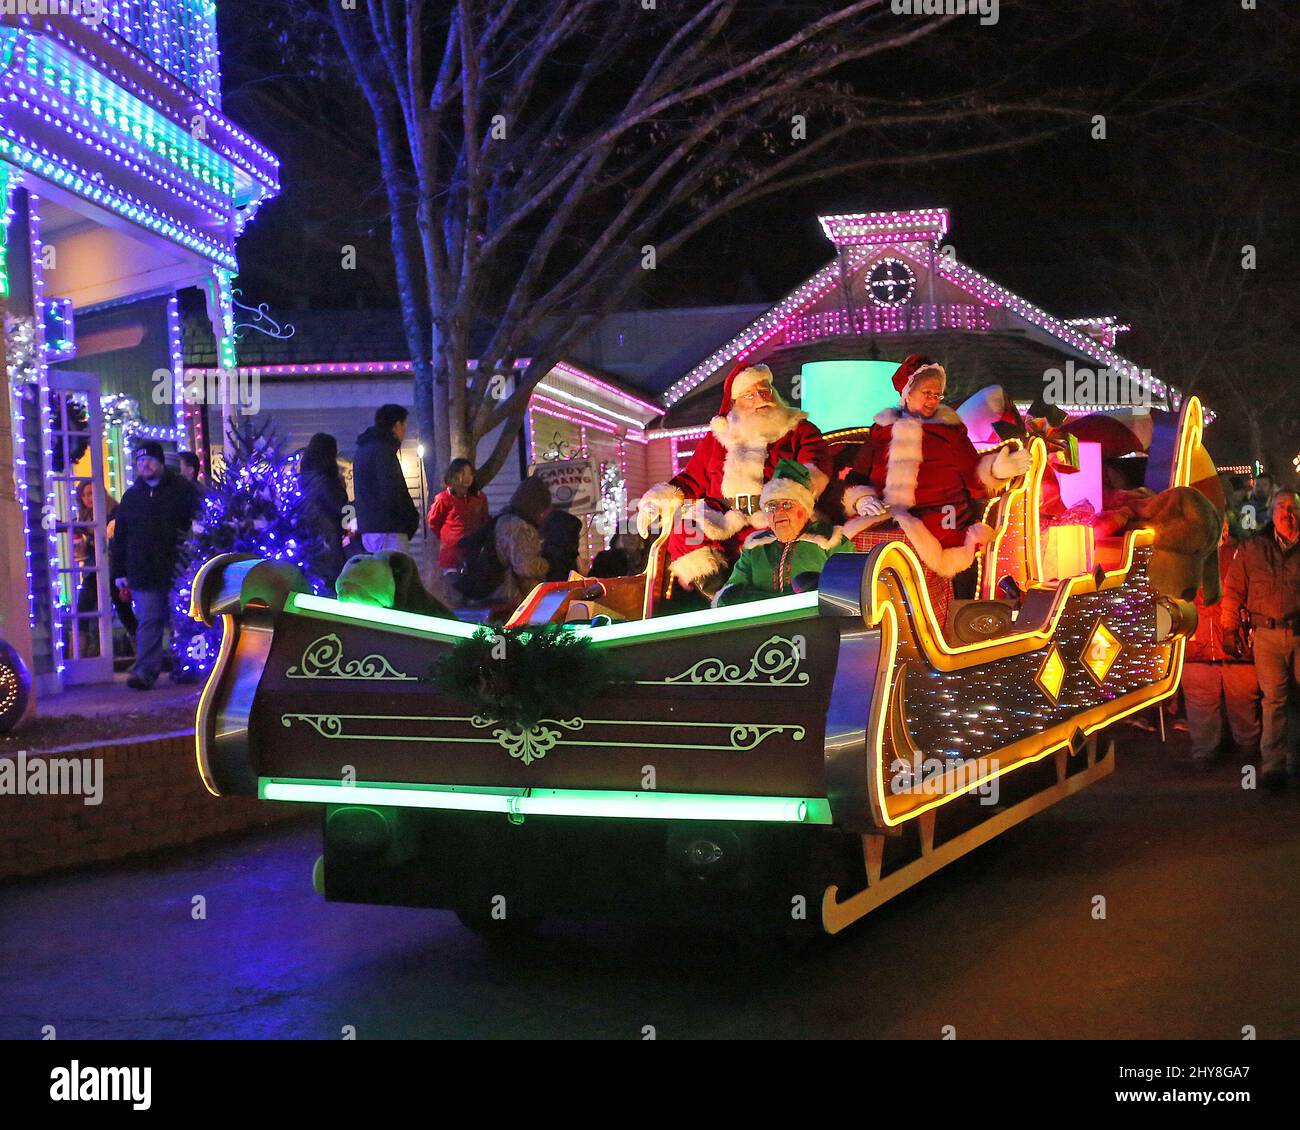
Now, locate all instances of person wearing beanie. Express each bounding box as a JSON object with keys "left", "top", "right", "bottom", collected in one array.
[
  {"left": 840, "top": 354, "right": 1030, "bottom": 577},
  {"left": 636, "top": 361, "right": 833, "bottom": 598},
  {"left": 110, "top": 443, "right": 199, "bottom": 689},
  {"left": 490, "top": 475, "right": 553, "bottom": 606},
  {"left": 714, "top": 459, "right": 851, "bottom": 605}
]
